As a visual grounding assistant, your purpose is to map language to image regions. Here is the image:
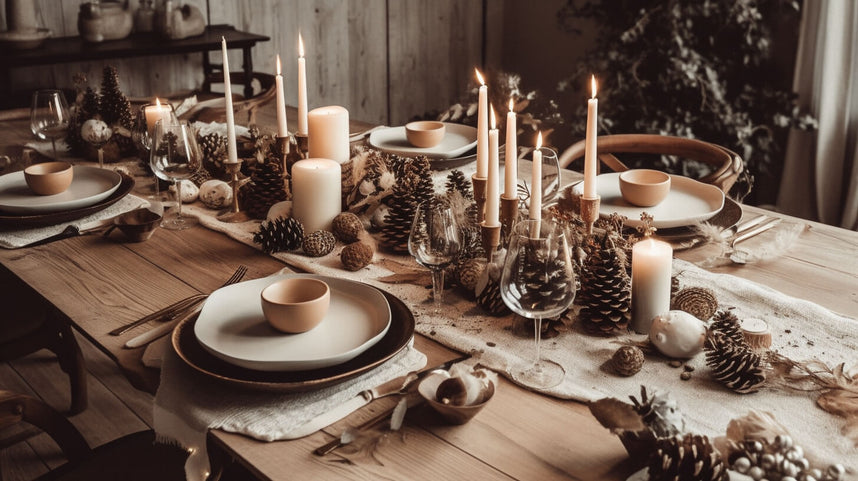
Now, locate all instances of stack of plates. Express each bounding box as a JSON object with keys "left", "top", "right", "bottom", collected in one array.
[
  {"left": 174, "top": 274, "right": 415, "bottom": 392},
  {"left": 368, "top": 123, "right": 492, "bottom": 170}
]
